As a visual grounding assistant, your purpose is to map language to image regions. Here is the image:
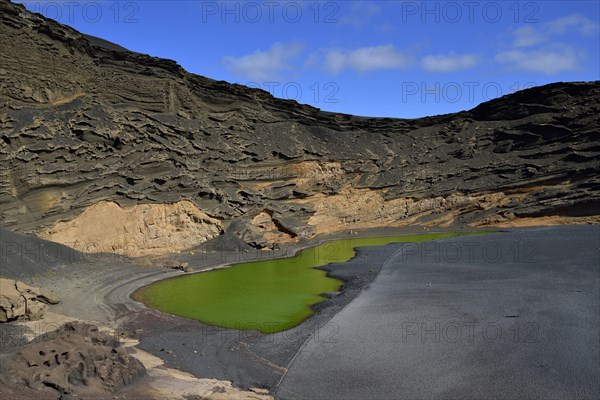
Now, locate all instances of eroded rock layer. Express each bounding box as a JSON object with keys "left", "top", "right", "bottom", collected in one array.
[
  {"left": 1, "top": 0, "right": 599, "bottom": 255},
  {"left": 0, "top": 322, "right": 146, "bottom": 395},
  {"left": 0, "top": 278, "right": 59, "bottom": 322}
]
